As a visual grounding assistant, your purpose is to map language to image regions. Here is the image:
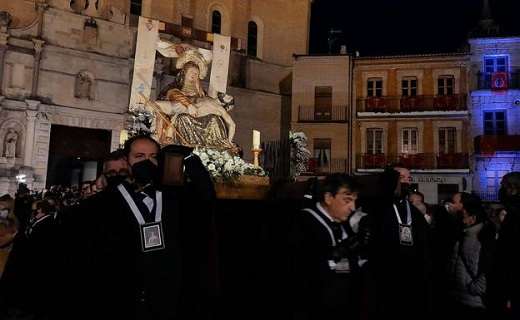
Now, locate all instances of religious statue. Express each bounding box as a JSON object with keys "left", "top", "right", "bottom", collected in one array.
[
  {"left": 75, "top": 71, "right": 91, "bottom": 99},
  {"left": 4, "top": 128, "right": 18, "bottom": 158},
  {"left": 153, "top": 44, "right": 237, "bottom": 151}
]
